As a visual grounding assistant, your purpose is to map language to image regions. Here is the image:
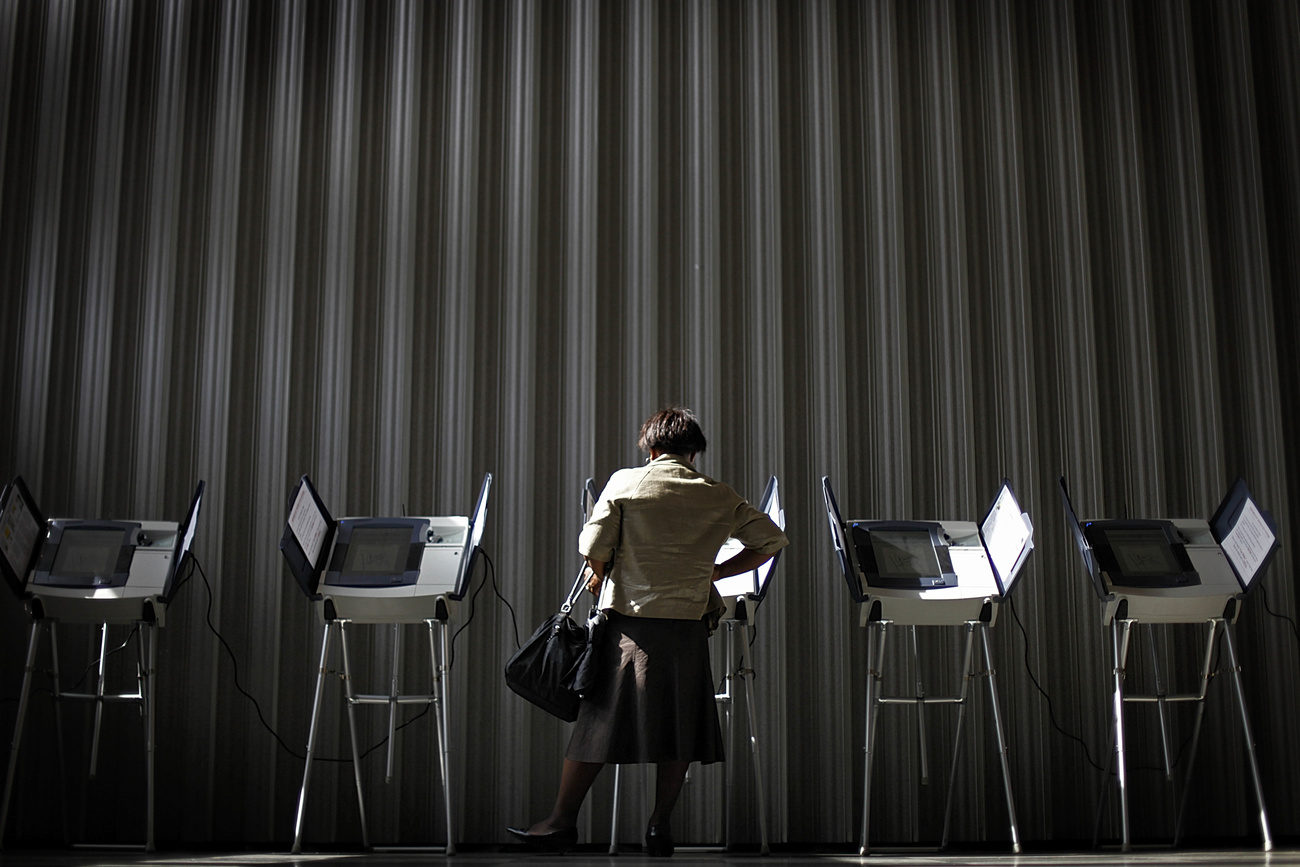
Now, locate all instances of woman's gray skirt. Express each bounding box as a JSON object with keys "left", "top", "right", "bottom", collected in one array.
[{"left": 565, "top": 611, "right": 724, "bottom": 764}]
